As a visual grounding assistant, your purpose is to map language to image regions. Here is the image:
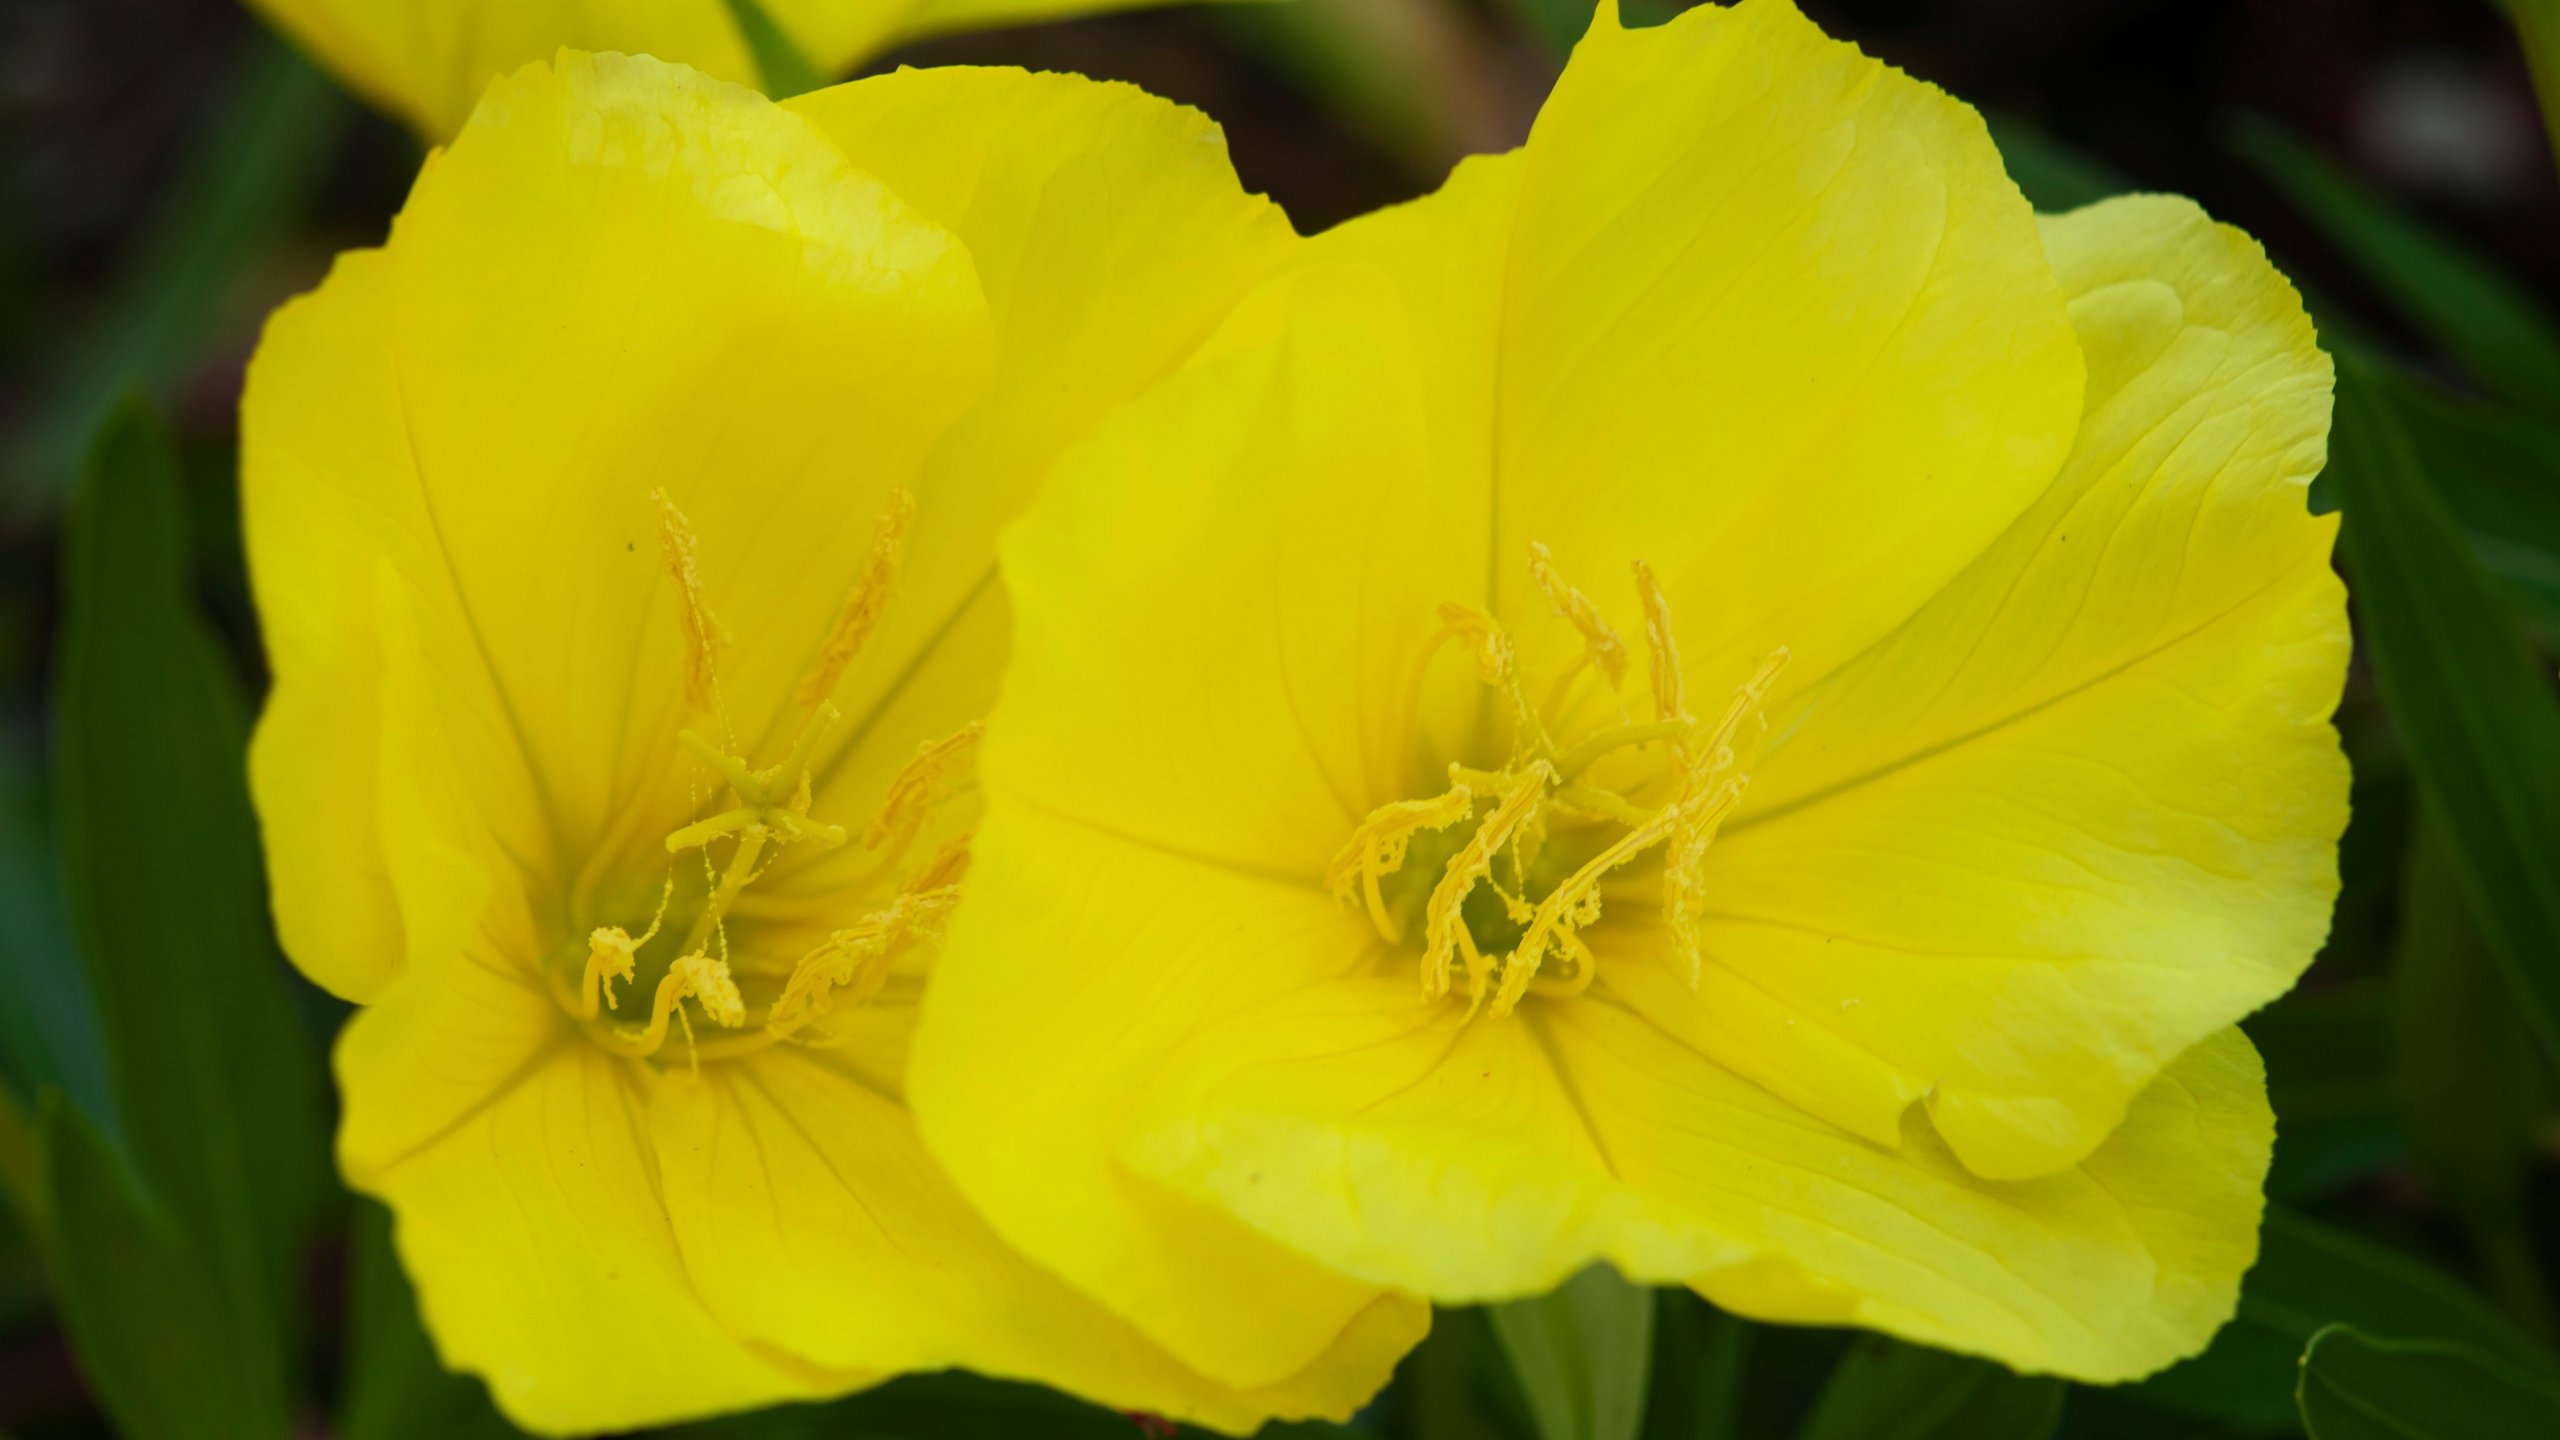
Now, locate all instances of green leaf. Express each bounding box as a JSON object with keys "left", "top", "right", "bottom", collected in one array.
[
  {"left": 3, "top": 34, "right": 344, "bottom": 514},
  {"left": 2235, "top": 119, "right": 2560, "bottom": 414},
  {"left": 2497, "top": 1, "right": 2560, "bottom": 186},
  {"left": 2348, "top": 352, "right": 2560, "bottom": 641},
  {"left": 1644, "top": 1293, "right": 1749, "bottom": 1440},
  {"left": 1490, "top": 1266, "right": 1656, "bottom": 1440},
  {"left": 2297, "top": 1325, "right": 2560, "bottom": 1439},
  {"left": 2329, "top": 356, "right": 2560, "bottom": 1063},
  {"left": 720, "top": 0, "right": 825, "bottom": 99},
  {"left": 0, "top": 724, "right": 117, "bottom": 1144},
  {"left": 2246, "top": 983, "right": 2402, "bottom": 1205},
  {"left": 2136, "top": 1209, "right": 2558, "bottom": 1429},
  {"left": 666, "top": 1371, "right": 1211, "bottom": 1439},
  {"left": 1795, "top": 1338, "right": 2061, "bottom": 1440},
  {"left": 36, "top": 1091, "right": 291, "bottom": 1439},
  {"left": 2393, "top": 818, "right": 2557, "bottom": 1332},
  {"left": 341, "top": 1201, "right": 519, "bottom": 1440},
  {"left": 1983, "top": 111, "right": 2133, "bottom": 212},
  {"left": 48, "top": 398, "right": 325, "bottom": 1435}
]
